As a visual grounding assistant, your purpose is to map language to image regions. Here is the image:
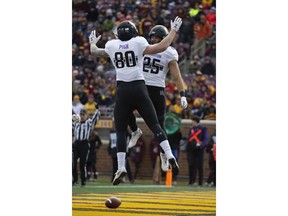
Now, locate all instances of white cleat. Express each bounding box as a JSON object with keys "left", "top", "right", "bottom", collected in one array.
[
  {"left": 128, "top": 128, "right": 143, "bottom": 149},
  {"left": 112, "top": 168, "right": 127, "bottom": 185},
  {"left": 160, "top": 152, "right": 169, "bottom": 172}
]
